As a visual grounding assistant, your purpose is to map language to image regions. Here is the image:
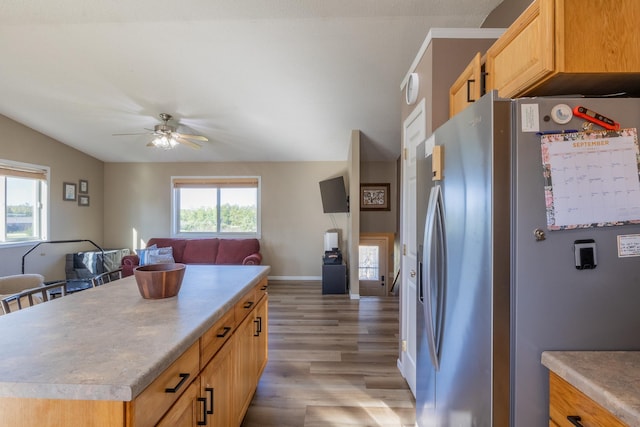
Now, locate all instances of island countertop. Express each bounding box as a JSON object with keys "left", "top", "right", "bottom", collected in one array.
[
  {"left": 541, "top": 351, "right": 640, "bottom": 425},
  {"left": 0, "top": 264, "right": 270, "bottom": 402}
]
